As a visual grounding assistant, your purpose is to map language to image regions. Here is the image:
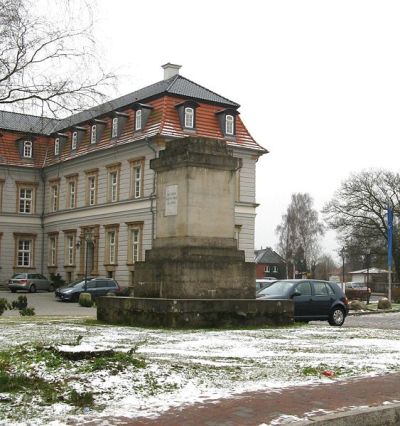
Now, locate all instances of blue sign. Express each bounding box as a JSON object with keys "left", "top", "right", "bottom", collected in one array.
[{"left": 388, "top": 207, "right": 393, "bottom": 268}]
